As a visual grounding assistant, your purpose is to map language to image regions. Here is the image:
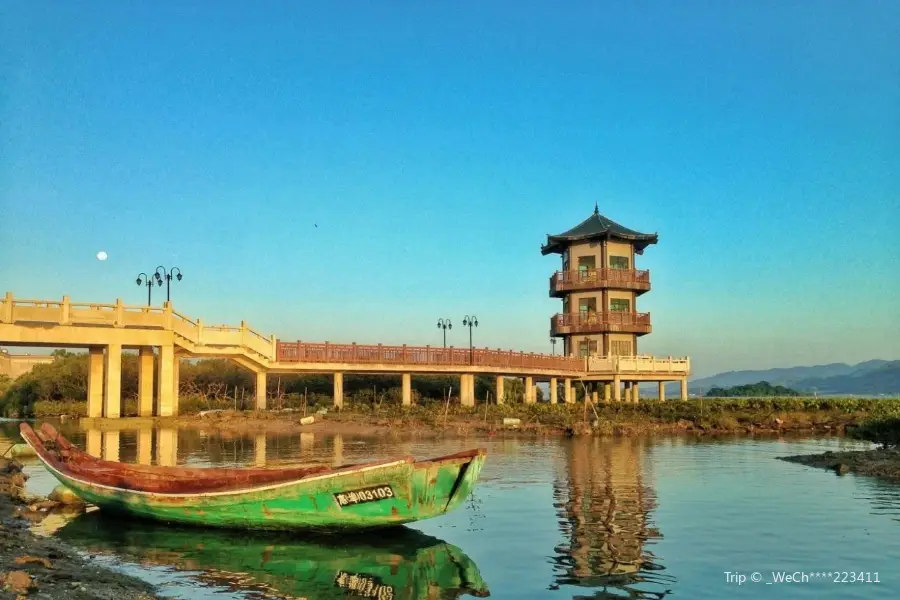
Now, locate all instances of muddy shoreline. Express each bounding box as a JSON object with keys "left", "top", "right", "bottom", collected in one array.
[
  {"left": 778, "top": 447, "right": 900, "bottom": 482},
  {"left": 0, "top": 459, "right": 160, "bottom": 599}
]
